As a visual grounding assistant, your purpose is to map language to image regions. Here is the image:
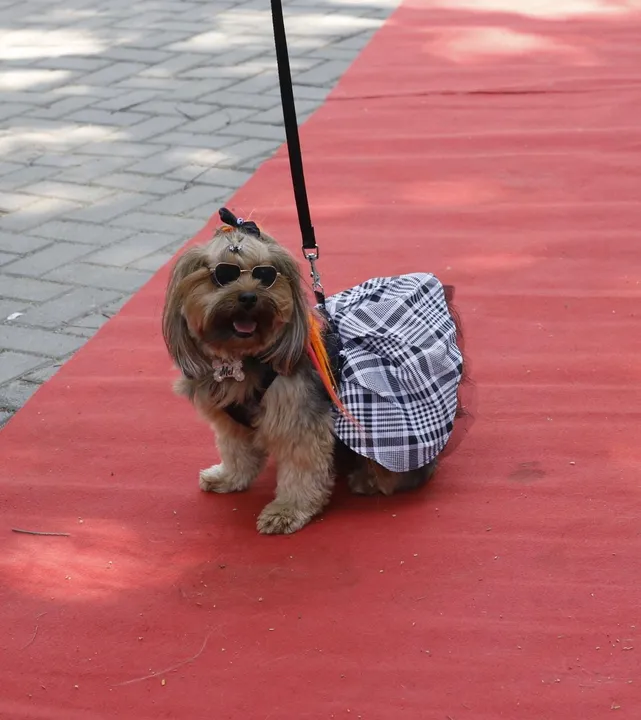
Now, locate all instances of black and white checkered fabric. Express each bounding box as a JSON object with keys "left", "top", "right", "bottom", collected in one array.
[{"left": 323, "top": 273, "right": 463, "bottom": 473}]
